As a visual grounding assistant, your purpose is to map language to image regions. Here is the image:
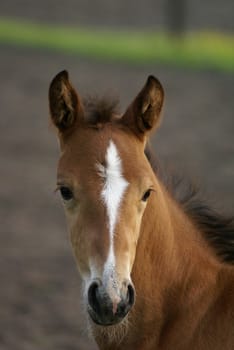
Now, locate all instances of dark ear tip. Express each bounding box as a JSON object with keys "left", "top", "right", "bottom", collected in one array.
[
  {"left": 147, "top": 75, "right": 157, "bottom": 82},
  {"left": 59, "top": 70, "right": 69, "bottom": 80},
  {"left": 146, "top": 75, "right": 164, "bottom": 95},
  {"left": 51, "top": 70, "right": 69, "bottom": 84},
  {"left": 49, "top": 70, "right": 70, "bottom": 97},
  {"left": 147, "top": 74, "right": 161, "bottom": 86}
]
